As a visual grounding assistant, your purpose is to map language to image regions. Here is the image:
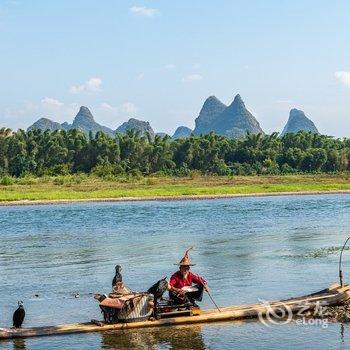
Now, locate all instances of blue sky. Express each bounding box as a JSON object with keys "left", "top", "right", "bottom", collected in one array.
[{"left": 1, "top": 0, "right": 350, "bottom": 136}]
